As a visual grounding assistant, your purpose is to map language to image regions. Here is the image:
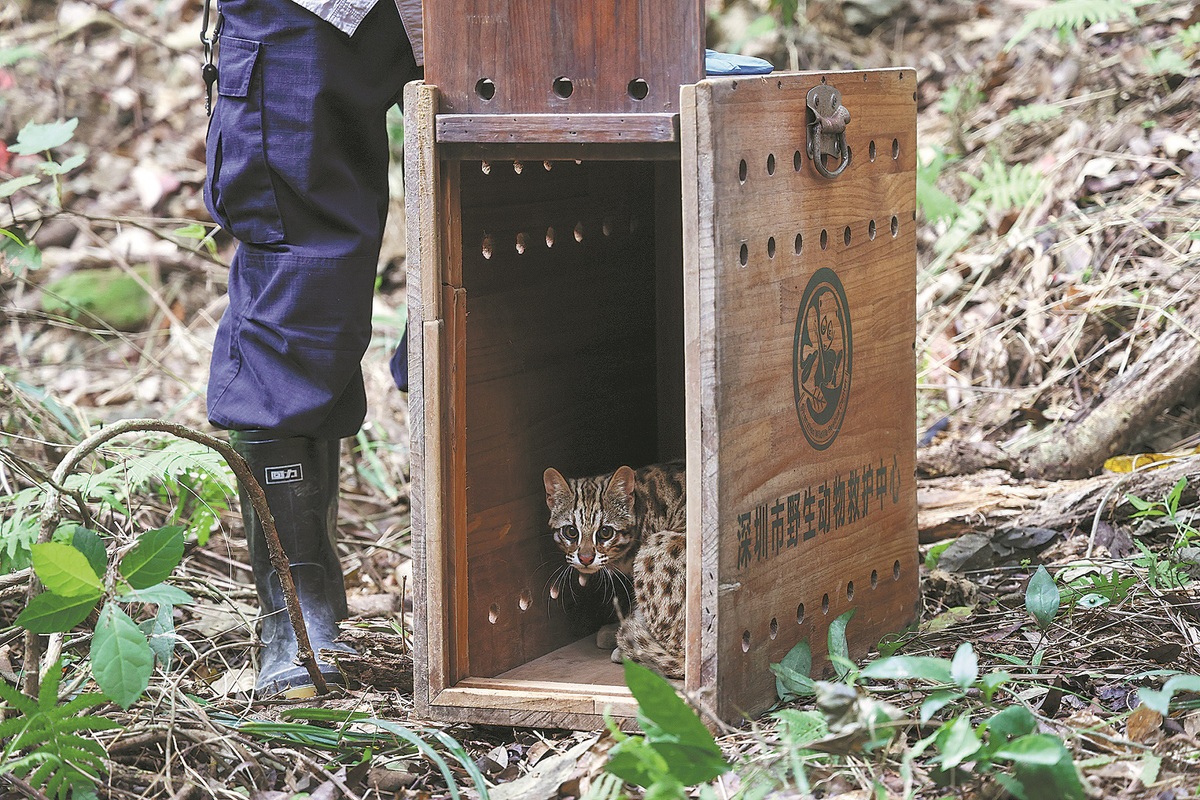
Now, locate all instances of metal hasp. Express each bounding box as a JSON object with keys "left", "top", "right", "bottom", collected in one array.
[{"left": 806, "top": 84, "right": 852, "bottom": 178}]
